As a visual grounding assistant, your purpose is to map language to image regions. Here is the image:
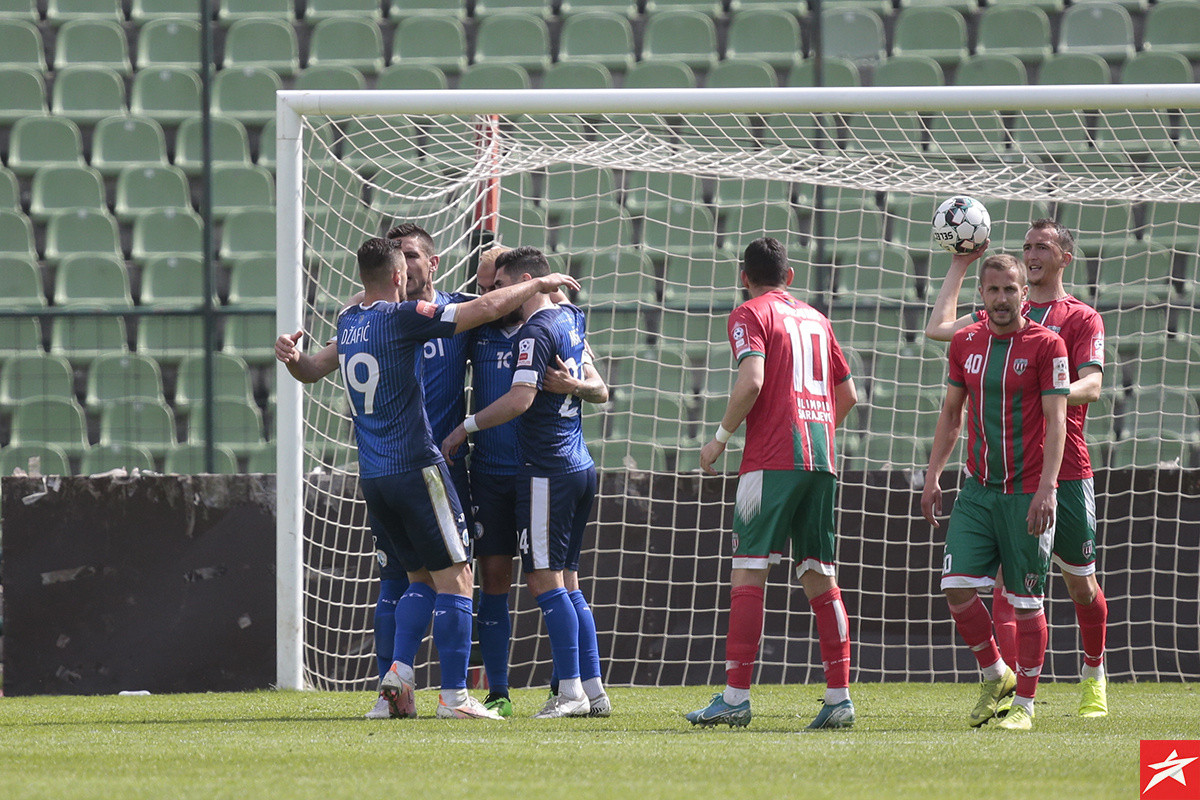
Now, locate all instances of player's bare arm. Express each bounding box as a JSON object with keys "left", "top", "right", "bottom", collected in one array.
[
  {"left": 833, "top": 377, "right": 858, "bottom": 429},
  {"left": 275, "top": 331, "right": 339, "bottom": 383},
  {"left": 1028, "top": 393, "right": 1068, "bottom": 536},
  {"left": 921, "top": 384, "right": 967, "bottom": 527},
  {"left": 440, "top": 383, "right": 538, "bottom": 463},
  {"left": 699, "top": 355, "right": 764, "bottom": 476},
  {"left": 542, "top": 356, "right": 609, "bottom": 404},
  {"left": 924, "top": 244, "right": 989, "bottom": 342},
  {"left": 1069, "top": 364, "right": 1103, "bottom": 406},
  {"left": 452, "top": 272, "right": 580, "bottom": 333}
]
